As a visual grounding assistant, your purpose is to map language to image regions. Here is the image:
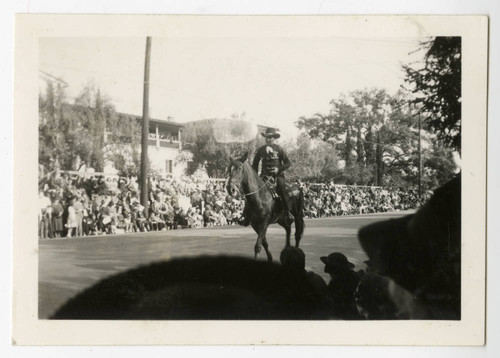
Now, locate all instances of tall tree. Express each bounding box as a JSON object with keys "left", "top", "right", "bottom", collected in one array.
[
  {"left": 403, "top": 37, "right": 461, "bottom": 153},
  {"left": 181, "top": 119, "right": 256, "bottom": 178},
  {"left": 282, "top": 134, "right": 339, "bottom": 181},
  {"left": 297, "top": 89, "right": 390, "bottom": 185},
  {"left": 39, "top": 80, "right": 141, "bottom": 173},
  {"left": 296, "top": 88, "right": 458, "bottom": 189}
]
